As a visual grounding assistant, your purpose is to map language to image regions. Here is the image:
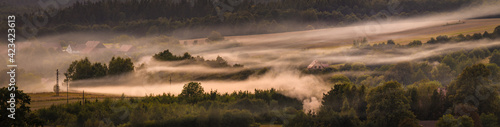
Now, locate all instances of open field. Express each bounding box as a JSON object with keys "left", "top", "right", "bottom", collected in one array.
[
  {"left": 180, "top": 18, "right": 500, "bottom": 49},
  {"left": 28, "top": 92, "right": 122, "bottom": 110}
]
